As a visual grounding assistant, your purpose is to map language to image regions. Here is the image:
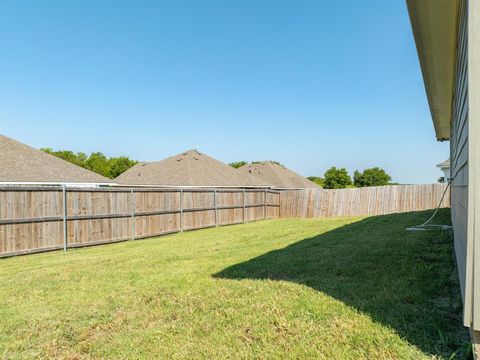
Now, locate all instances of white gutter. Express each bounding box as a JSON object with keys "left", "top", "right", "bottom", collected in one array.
[{"left": 0, "top": 182, "right": 115, "bottom": 187}]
